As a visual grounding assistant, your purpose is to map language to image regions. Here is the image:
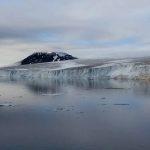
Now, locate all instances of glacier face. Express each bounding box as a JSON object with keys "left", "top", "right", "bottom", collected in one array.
[{"left": 0, "top": 57, "right": 150, "bottom": 81}]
